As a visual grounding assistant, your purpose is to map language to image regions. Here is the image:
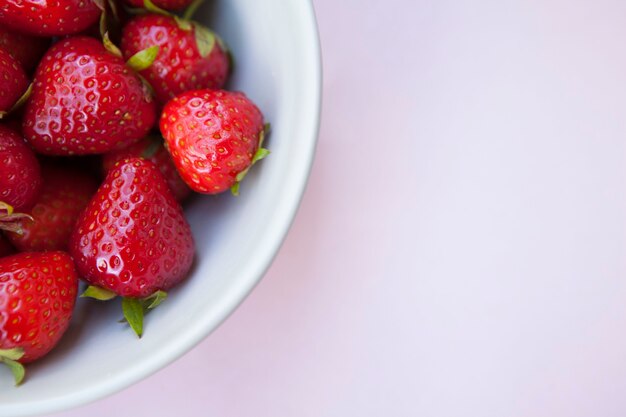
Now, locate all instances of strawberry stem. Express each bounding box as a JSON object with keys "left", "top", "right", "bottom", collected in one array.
[{"left": 182, "top": 0, "right": 204, "bottom": 20}]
